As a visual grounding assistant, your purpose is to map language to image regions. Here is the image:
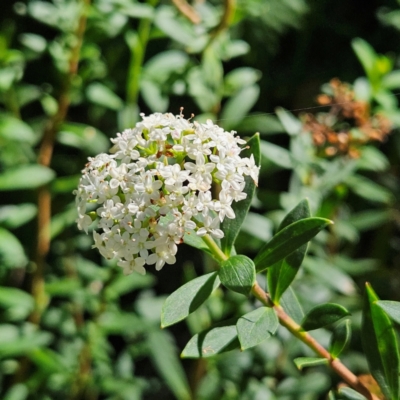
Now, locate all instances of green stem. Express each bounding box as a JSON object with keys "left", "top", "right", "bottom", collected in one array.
[
  {"left": 126, "top": 0, "right": 158, "bottom": 108},
  {"left": 201, "top": 234, "right": 228, "bottom": 263},
  {"left": 201, "top": 236, "right": 379, "bottom": 400},
  {"left": 252, "top": 282, "right": 379, "bottom": 400}
]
